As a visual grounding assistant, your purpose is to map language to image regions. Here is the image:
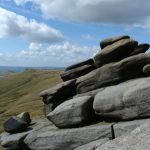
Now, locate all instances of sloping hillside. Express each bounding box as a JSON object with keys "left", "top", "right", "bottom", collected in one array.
[{"left": 0, "top": 69, "right": 62, "bottom": 133}]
